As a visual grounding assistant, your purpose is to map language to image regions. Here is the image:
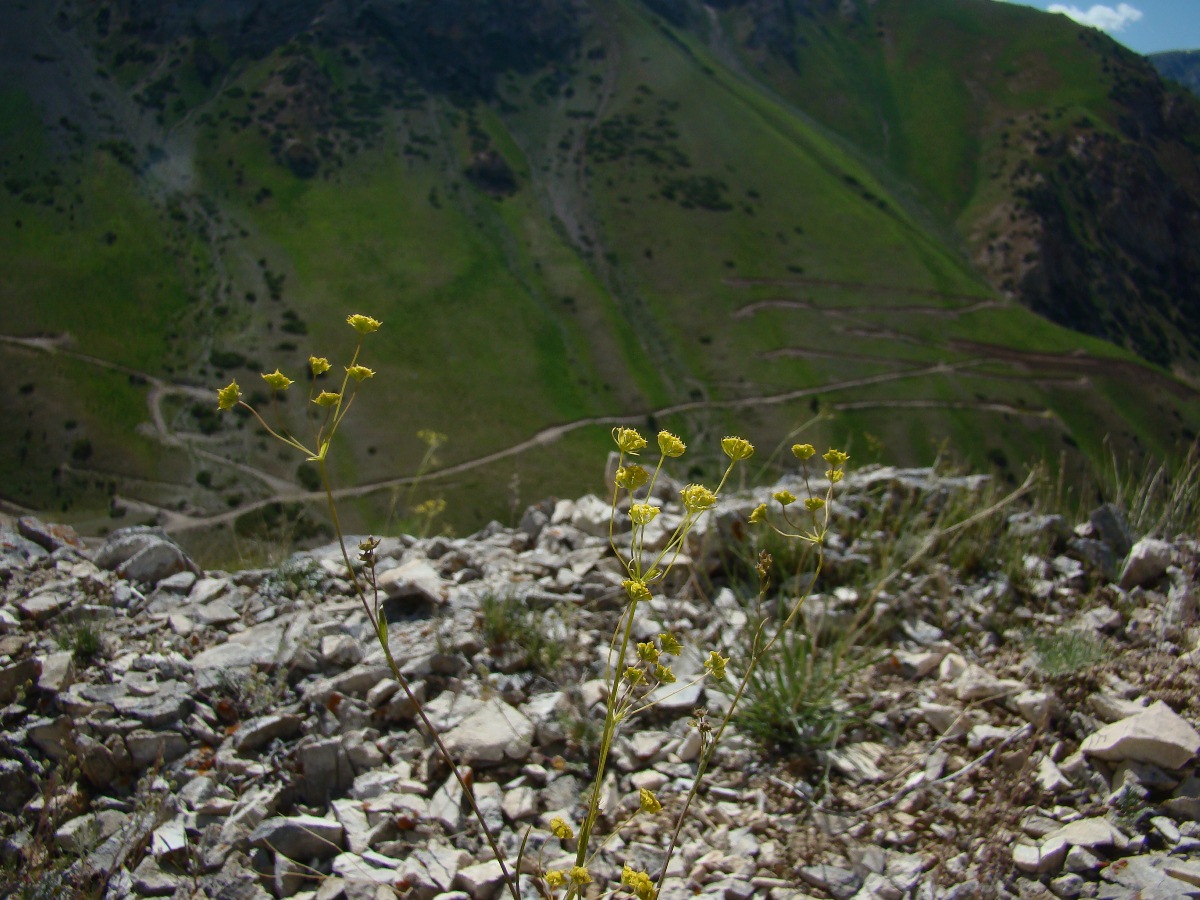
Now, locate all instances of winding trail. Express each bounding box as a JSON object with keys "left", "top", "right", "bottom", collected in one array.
[{"left": 10, "top": 321, "right": 1189, "bottom": 535}]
